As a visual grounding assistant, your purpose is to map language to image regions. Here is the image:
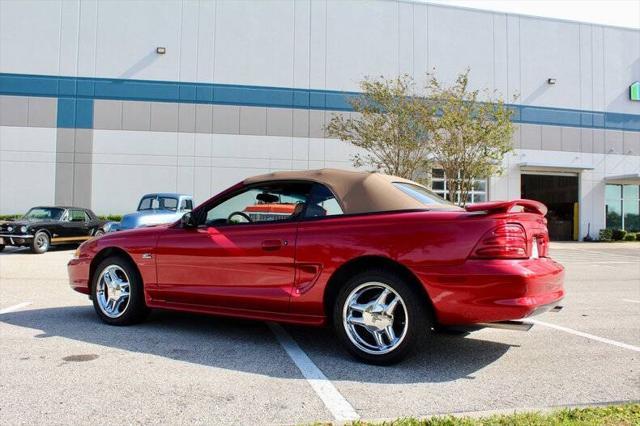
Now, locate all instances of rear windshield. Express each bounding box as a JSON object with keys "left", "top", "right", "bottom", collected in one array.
[
  {"left": 392, "top": 182, "right": 451, "bottom": 206},
  {"left": 138, "top": 196, "right": 179, "bottom": 211}
]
